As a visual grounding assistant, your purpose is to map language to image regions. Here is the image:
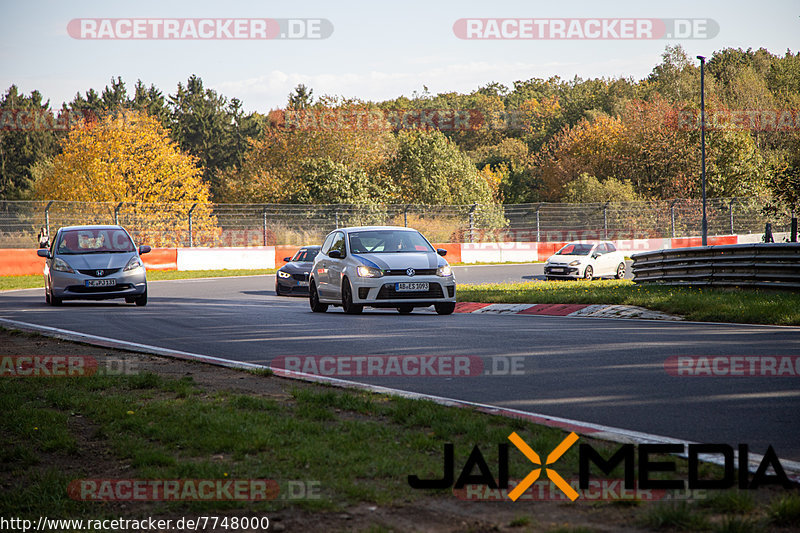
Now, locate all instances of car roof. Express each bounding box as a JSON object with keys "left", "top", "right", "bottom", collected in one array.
[
  {"left": 563, "top": 241, "right": 611, "bottom": 246},
  {"left": 58, "top": 224, "right": 126, "bottom": 231},
  {"left": 299, "top": 245, "right": 321, "bottom": 249},
  {"left": 336, "top": 226, "right": 420, "bottom": 233}
]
